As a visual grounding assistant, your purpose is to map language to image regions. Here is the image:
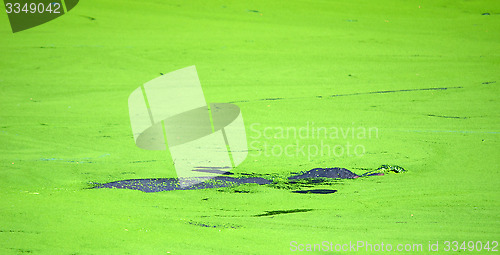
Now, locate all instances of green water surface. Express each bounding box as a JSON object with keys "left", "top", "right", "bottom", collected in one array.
[{"left": 1, "top": 0, "right": 499, "bottom": 254}]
